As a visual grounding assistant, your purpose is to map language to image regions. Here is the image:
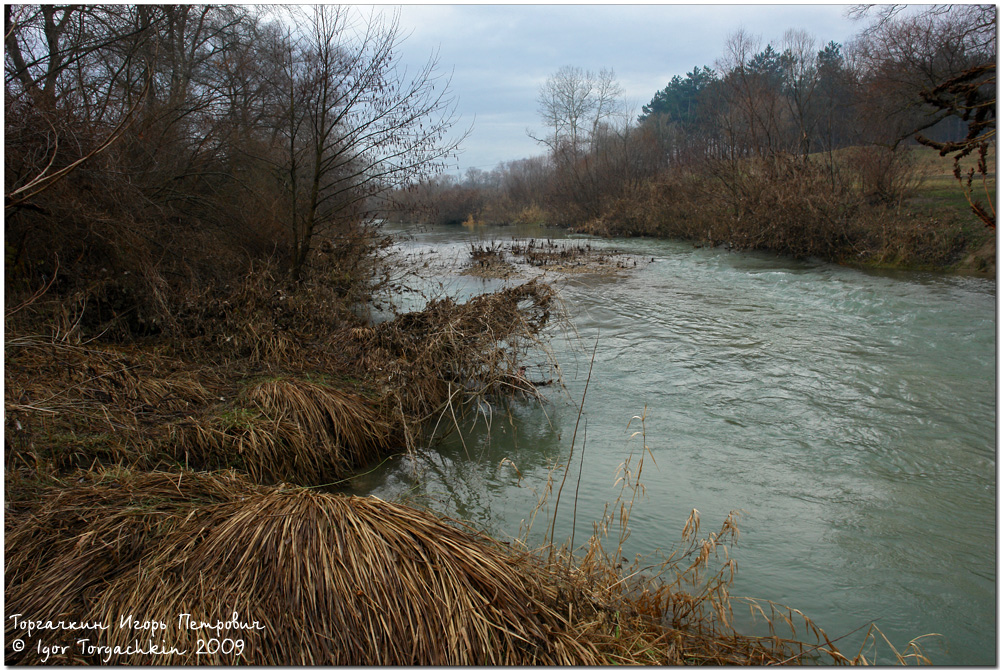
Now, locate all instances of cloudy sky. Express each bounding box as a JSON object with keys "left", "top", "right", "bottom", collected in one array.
[{"left": 370, "top": 4, "right": 871, "bottom": 177}]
